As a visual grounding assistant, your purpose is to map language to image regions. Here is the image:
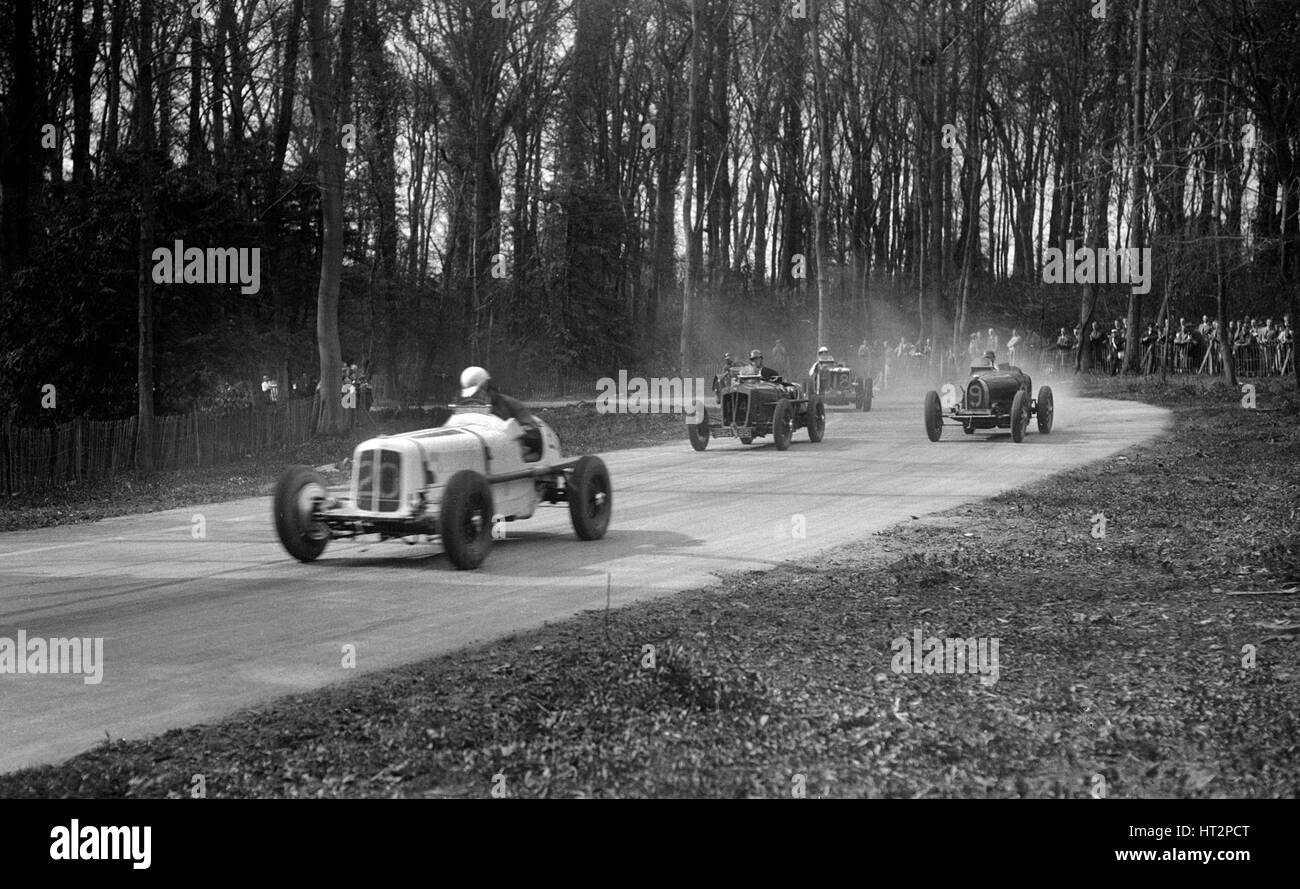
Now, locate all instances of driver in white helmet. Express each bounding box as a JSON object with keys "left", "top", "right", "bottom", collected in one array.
[
  {"left": 808, "top": 345, "right": 835, "bottom": 378},
  {"left": 459, "top": 367, "right": 545, "bottom": 460},
  {"left": 458, "top": 366, "right": 535, "bottom": 427}
]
